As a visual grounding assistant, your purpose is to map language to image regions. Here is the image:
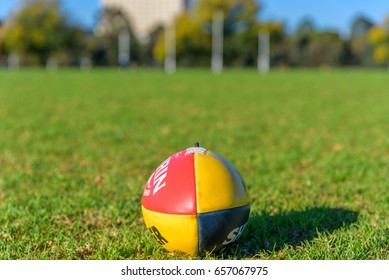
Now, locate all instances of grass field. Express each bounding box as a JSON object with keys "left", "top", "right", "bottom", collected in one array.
[{"left": 0, "top": 68, "right": 388, "bottom": 260}]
